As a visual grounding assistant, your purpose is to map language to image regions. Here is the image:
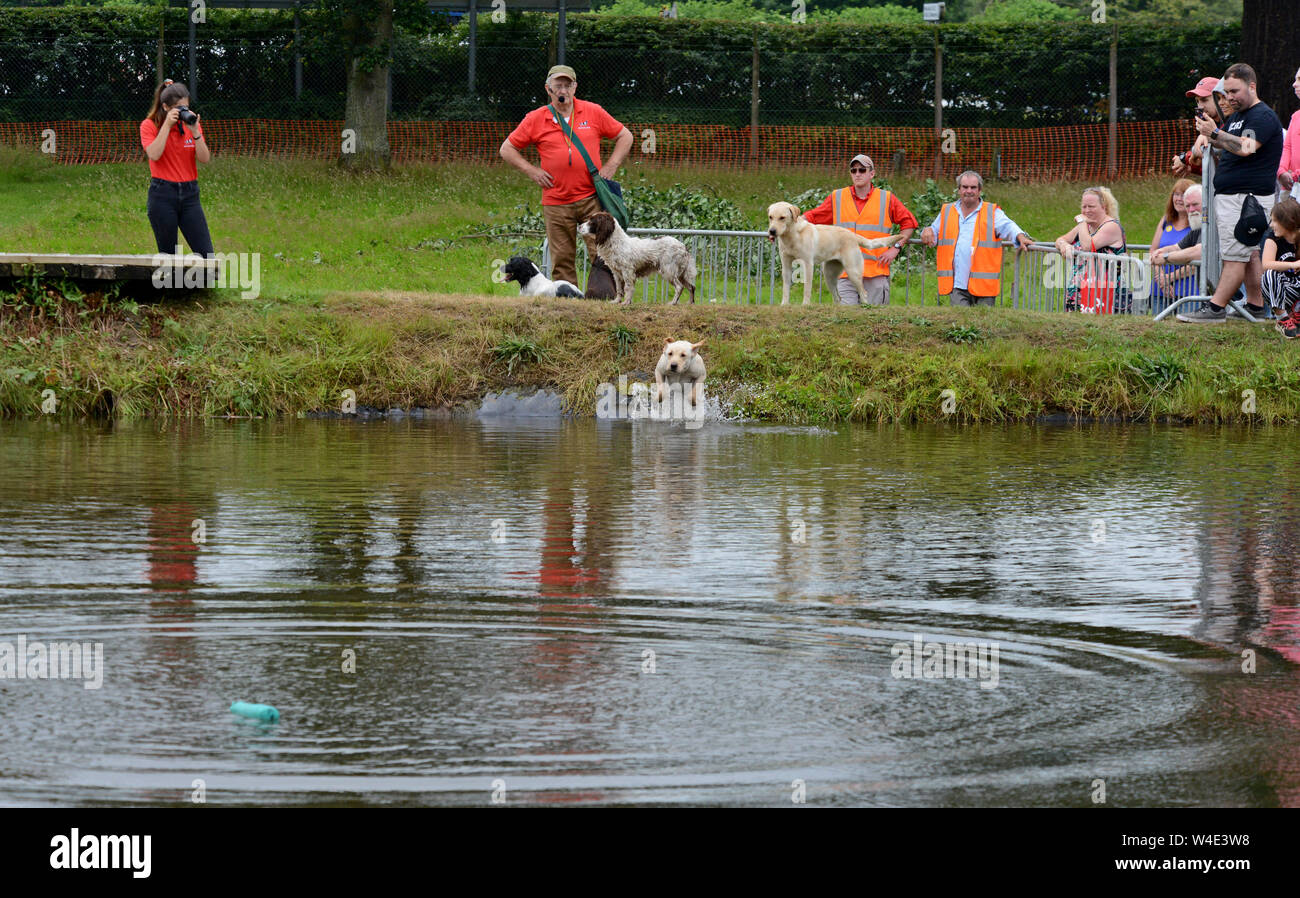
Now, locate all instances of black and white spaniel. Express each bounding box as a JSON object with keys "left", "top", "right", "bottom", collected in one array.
[{"left": 502, "top": 256, "right": 583, "bottom": 298}]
